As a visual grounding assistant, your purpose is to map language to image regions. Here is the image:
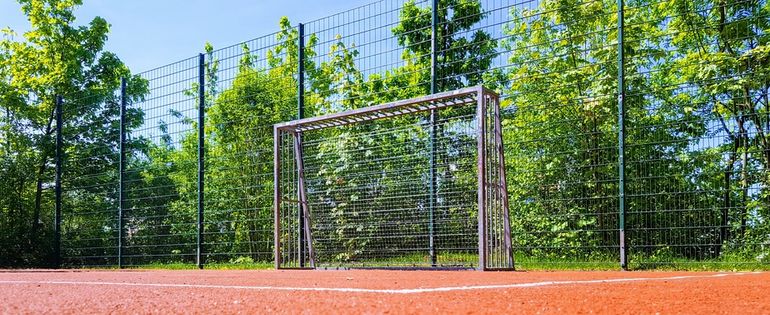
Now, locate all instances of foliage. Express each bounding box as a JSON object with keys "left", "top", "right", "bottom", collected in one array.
[
  {"left": 0, "top": 0, "right": 146, "bottom": 266},
  {"left": 503, "top": 0, "right": 770, "bottom": 263}
]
